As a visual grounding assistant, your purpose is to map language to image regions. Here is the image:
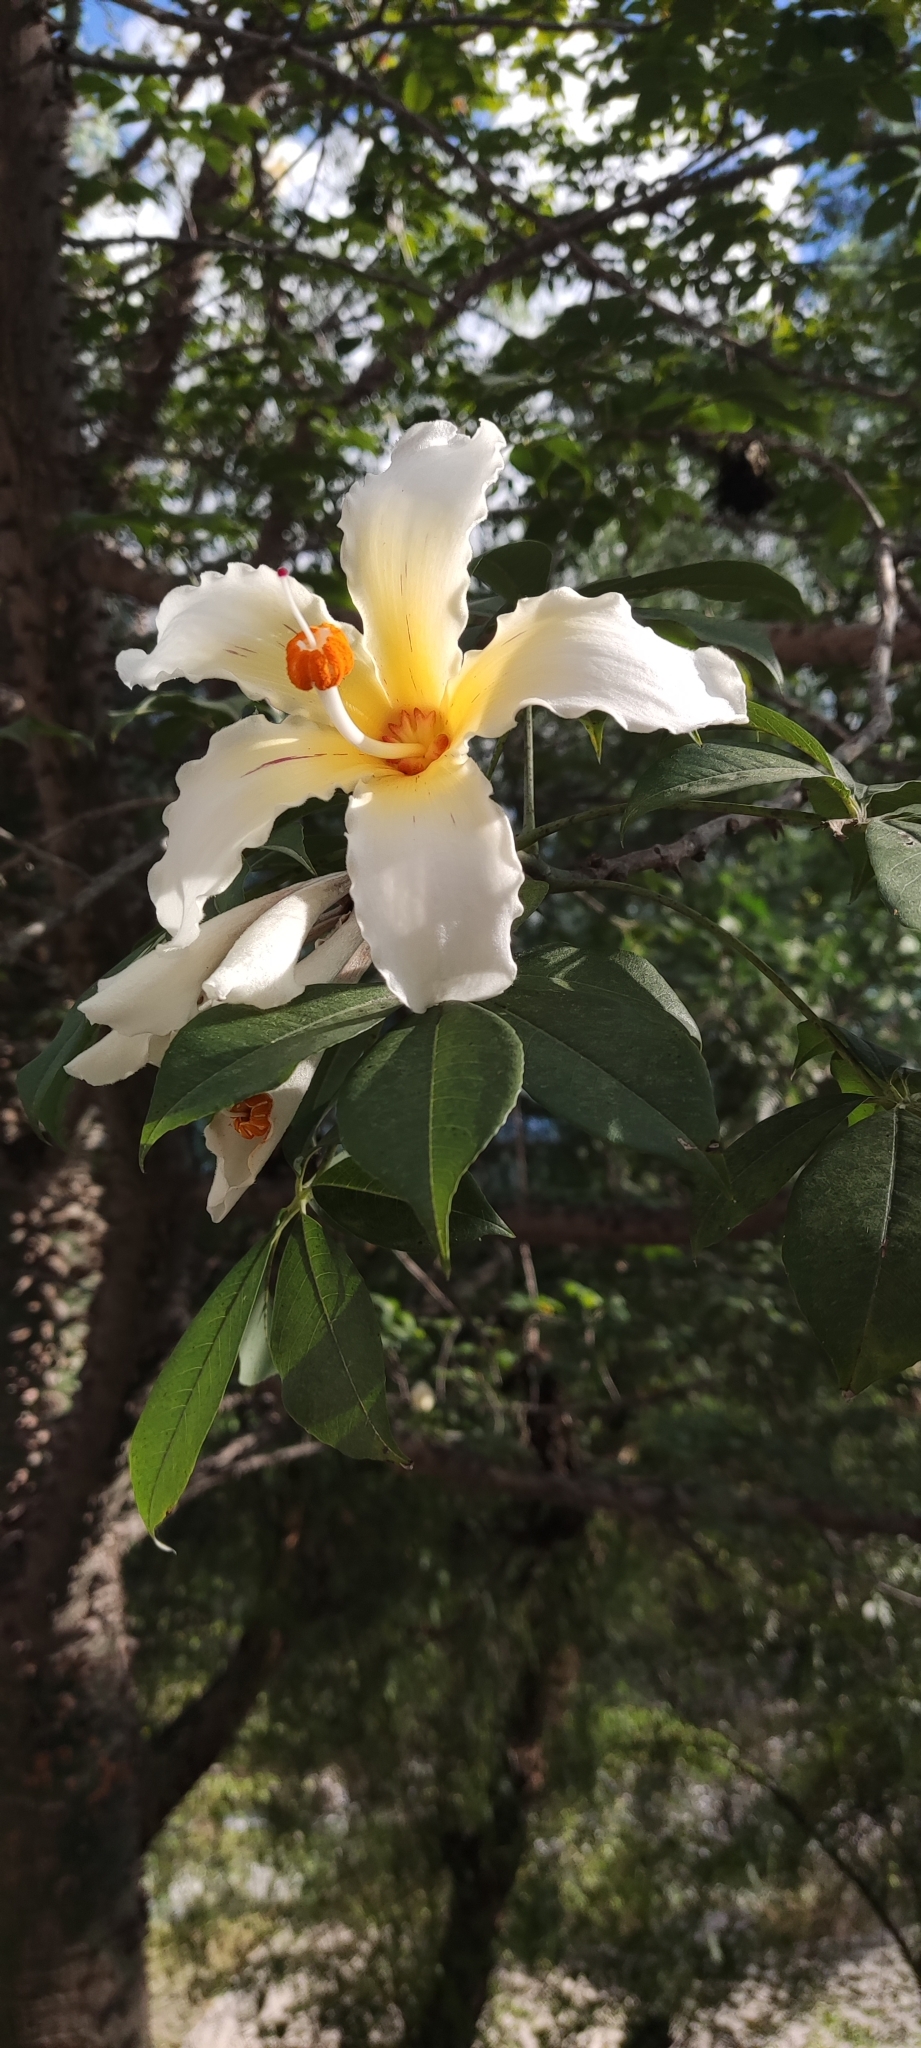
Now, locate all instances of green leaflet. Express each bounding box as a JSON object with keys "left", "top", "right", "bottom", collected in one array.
[
  {"left": 272, "top": 1216, "right": 398, "bottom": 1460},
  {"left": 337, "top": 1004, "right": 523, "bottom": 1266},
  {"left": 17, "top": 1005, "right": 101, "bottom": 1144},
  {"left": 141, "top": 983, "right": 398, "bottom": 1157},
  {"left": 783, "top": 1108, "right": 921, "bottom": 1391},
  {"left": 580, "top": 558, "right": 809, "bottom": 619},
  {"left": 693, "top": 1091, "right": 855, "bottom": 1250},
  {"left": 130, "top": 1234, "right": 274, "bottom": 1533},
  {"left": 867, "top": 815, "right": 921, "bottom": 931},
  {"left": 624, "top": 742, "right": 826, "bottom": 831},
  {"left": 490, "top": 946, "right": 720, "bottom": 1172},
  {"left": 313, "top": 1156, "right": 512, "bottom": 1255}
]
